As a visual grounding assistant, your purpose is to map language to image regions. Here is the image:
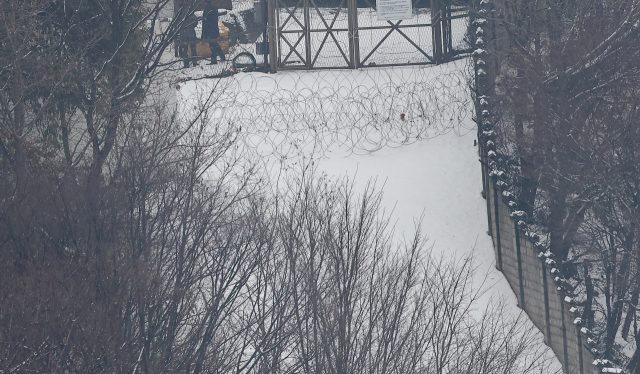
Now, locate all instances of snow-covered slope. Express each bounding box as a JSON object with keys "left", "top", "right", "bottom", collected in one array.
[{"left": 177, "top": 62, "right": 562, "bottom": 371}]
